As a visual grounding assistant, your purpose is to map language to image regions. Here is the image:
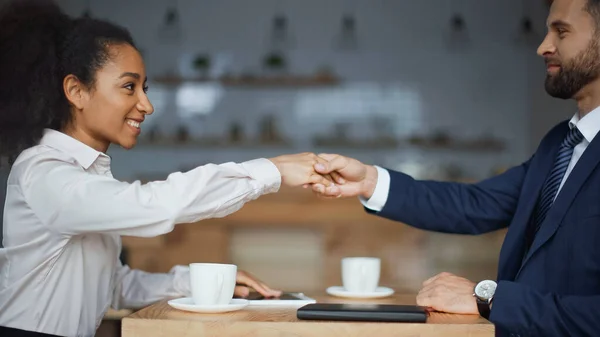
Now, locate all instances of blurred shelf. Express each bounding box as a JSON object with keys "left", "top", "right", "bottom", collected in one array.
[
  {"left": 133, "top": 139, "right": 505, "bottom": 153},
  {"left": 406, "top": 134, "right": 506, "bottom": 152},
  {"left": 136, "top": 128, "right": 505, "bottom": 153},
  {"left": 406, "top": 141, "right": 505, "bottom": 152},
  {"left": 135, "top": 139, "right": 293, "bottom": 148},
  {"left": 151, "top": 75, "right": 340, "bottom": 88}
]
